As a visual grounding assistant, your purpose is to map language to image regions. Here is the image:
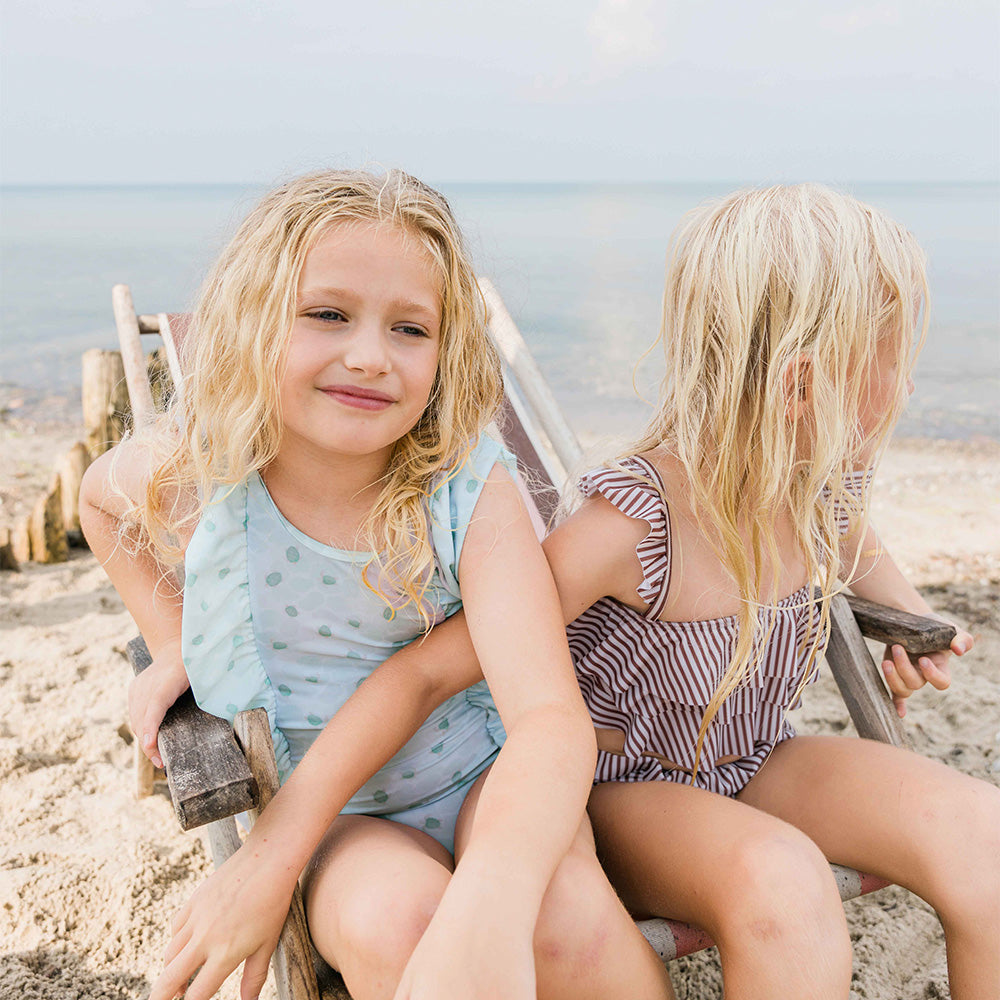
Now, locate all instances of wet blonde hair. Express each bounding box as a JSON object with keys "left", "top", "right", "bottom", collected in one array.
[
  {"left": 629, "top": 184, "right": 927, "bottom": 773},
  {"left": 127, "top": 169, "right": 502, "bottom": 627}
]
